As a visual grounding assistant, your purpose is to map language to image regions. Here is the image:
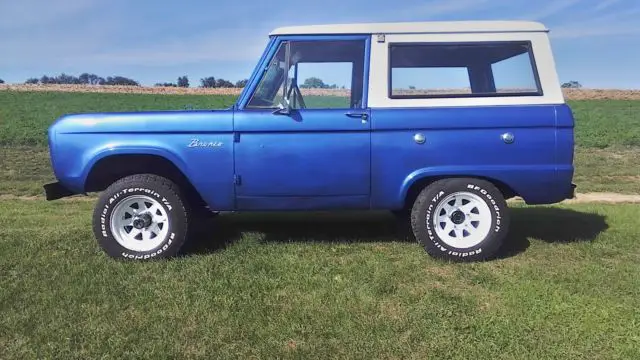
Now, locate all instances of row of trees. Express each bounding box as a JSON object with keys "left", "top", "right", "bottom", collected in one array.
[
  {"left": 152, "top": 76, "right": 249, "bottom": 88},
  {"left": 154, "top": 76, "right": 190, "bottom": 88},
  {"left": 15, "top": 73, "right": 250, "bottom": 88},
  {"left": 24, "top": 73, "right": 140, "bottom": 86},
  {"left": 561, "top": 81, "right": 583, "bottom": 89},
  {"left": 200, "top": 77, "right": 247, "bottom": 88},
  {"left": 0, "top": 76, "right": 339, "bottom": 89},
  {"left": 153, "top": 76, "right": 249, "bottom": 88},
  {"left": 1, "top": 74, "right": 585, "bottom": 89},
  {"left": 300, "top": 77, "right": 343, "bottom": 89}
]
